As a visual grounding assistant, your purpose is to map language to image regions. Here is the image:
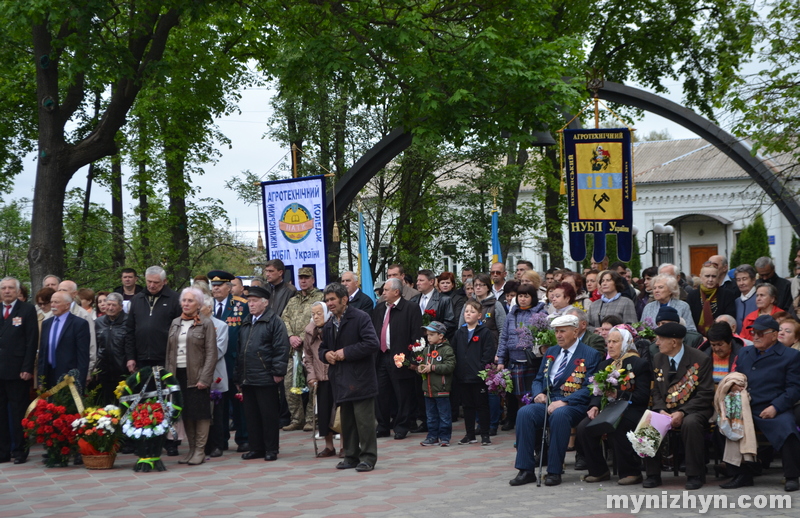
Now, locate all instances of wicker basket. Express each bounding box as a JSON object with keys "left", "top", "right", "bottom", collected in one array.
[{"left": 83, "top": 453, "right": 116, "bottom": 470}]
